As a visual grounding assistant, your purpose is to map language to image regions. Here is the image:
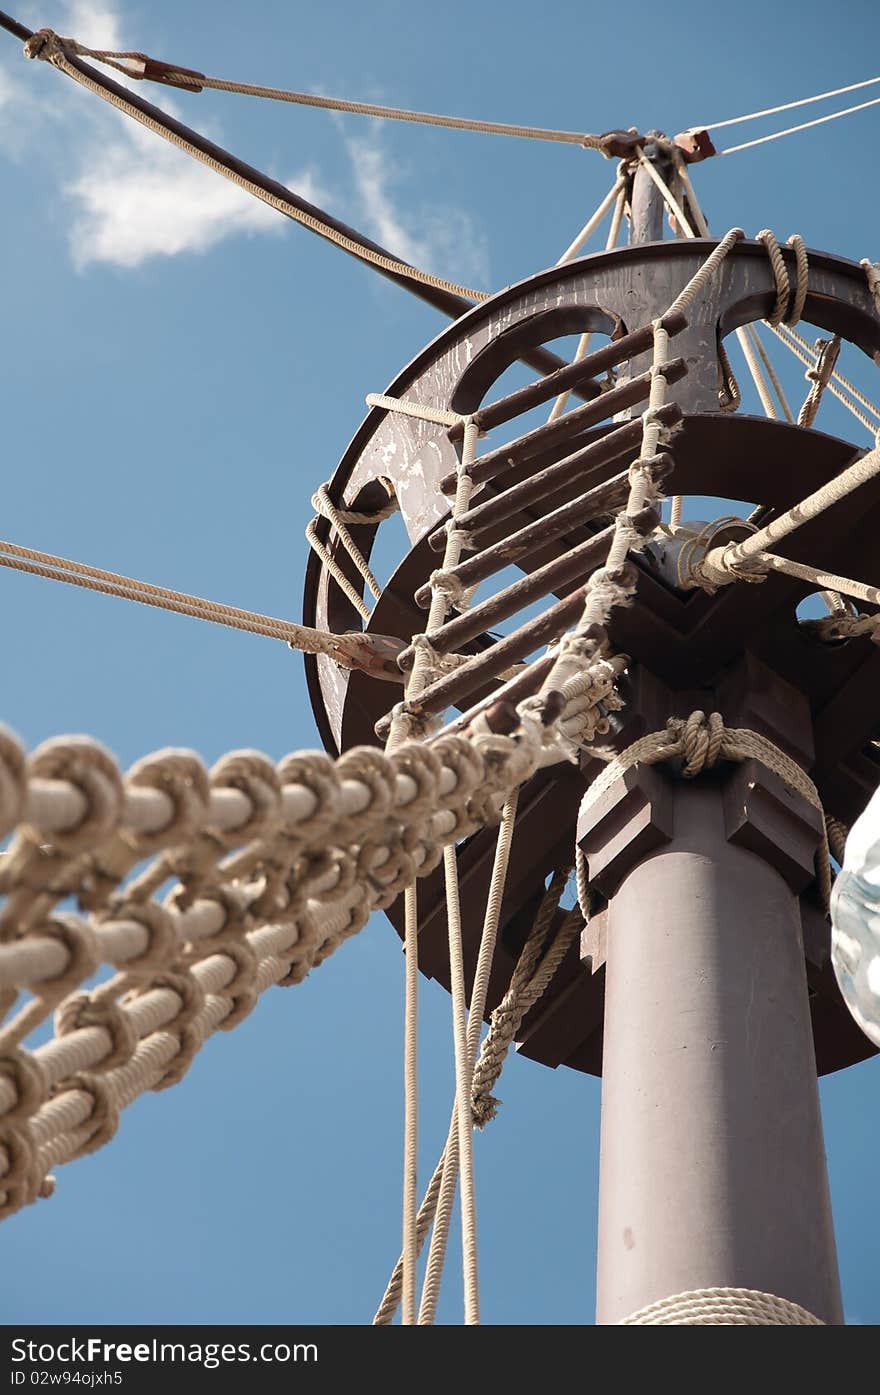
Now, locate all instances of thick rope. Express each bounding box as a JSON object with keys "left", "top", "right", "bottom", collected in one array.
[
  {"left": 470, "top": 885, "right": 581, "bottom": 1127},
  {"left": 621, "top": 1287, "right": 824, "bottom": 1325},
  {"left": 22, "top": 31, "right": 488, "bottom": 303},
  {"left": 580, "top": 712, "right": 831, "bottom": 911},
  {"left": 0, "top": 705, "right": 572, "bottom": 1219}
]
